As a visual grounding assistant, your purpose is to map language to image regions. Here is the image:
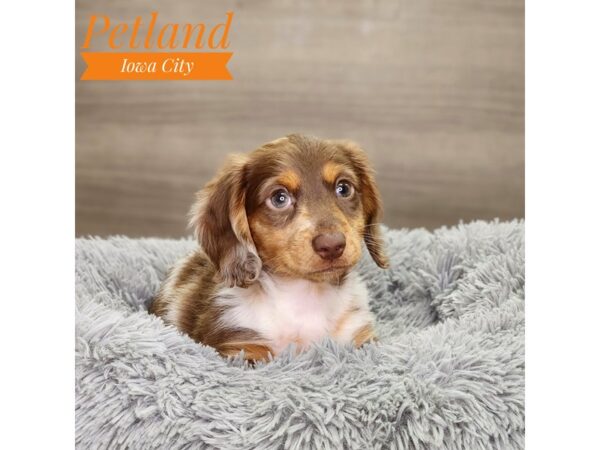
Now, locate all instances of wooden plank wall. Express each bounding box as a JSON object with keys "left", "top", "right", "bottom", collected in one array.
[{"left": 76, "top": 0, "right": 524, "bottom": 238}]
